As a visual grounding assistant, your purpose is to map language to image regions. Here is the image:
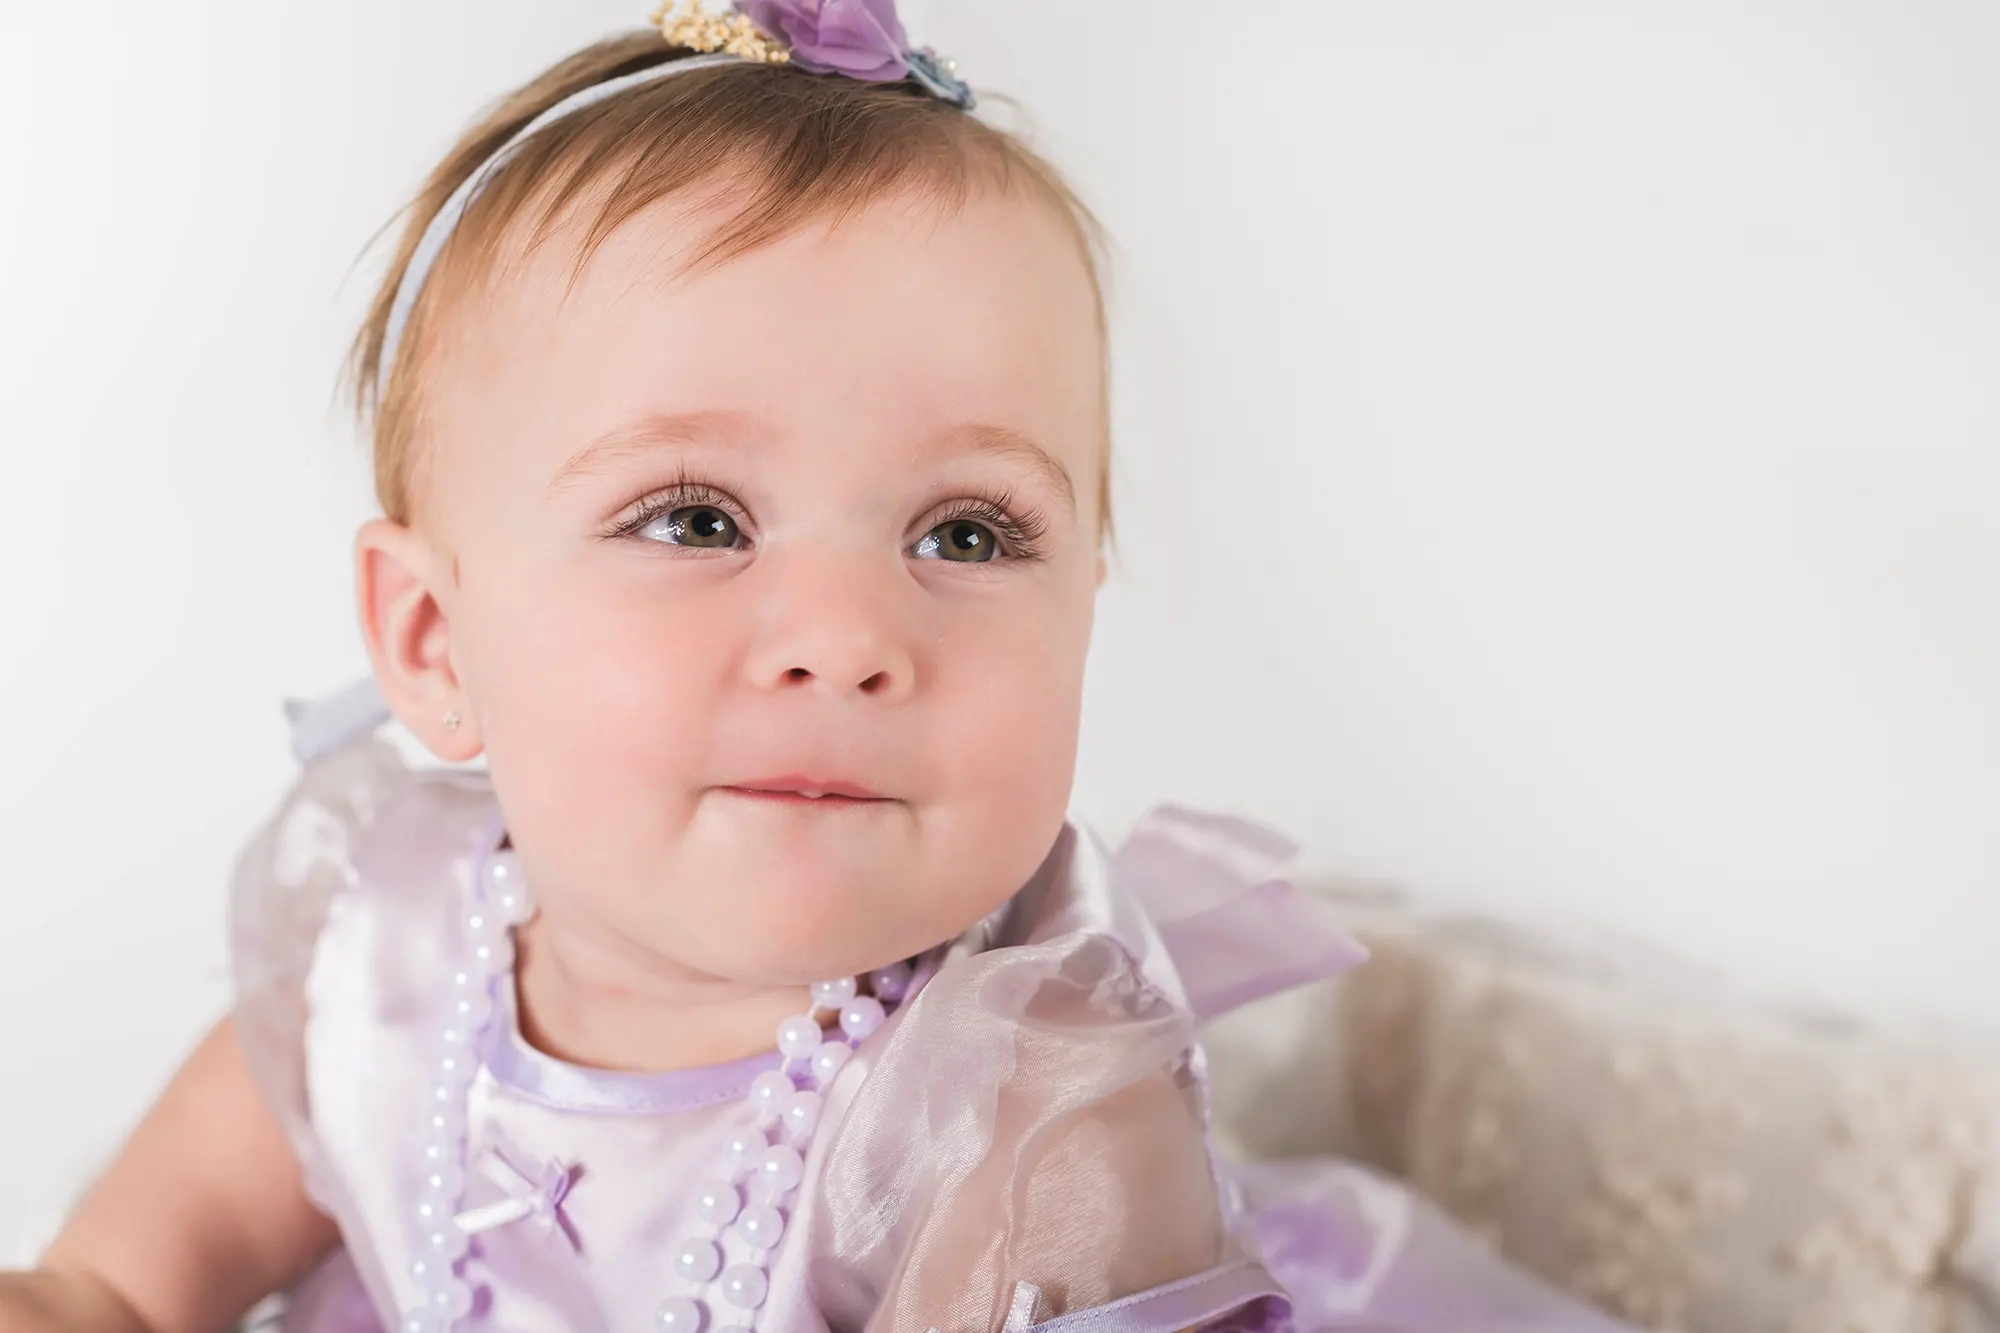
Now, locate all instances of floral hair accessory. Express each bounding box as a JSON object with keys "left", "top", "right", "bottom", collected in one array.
[{"left": 652, "top": 0, "right": 975, "bottom": 108}]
